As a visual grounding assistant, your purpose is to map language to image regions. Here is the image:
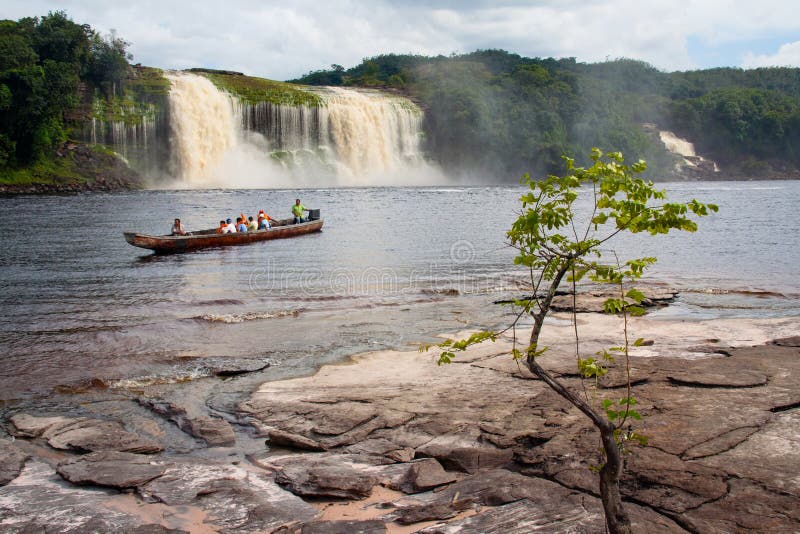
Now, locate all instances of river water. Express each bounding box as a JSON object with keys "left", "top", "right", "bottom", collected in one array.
[{"left": 1, "top": 181, "right": 798, "bottom": 401}]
